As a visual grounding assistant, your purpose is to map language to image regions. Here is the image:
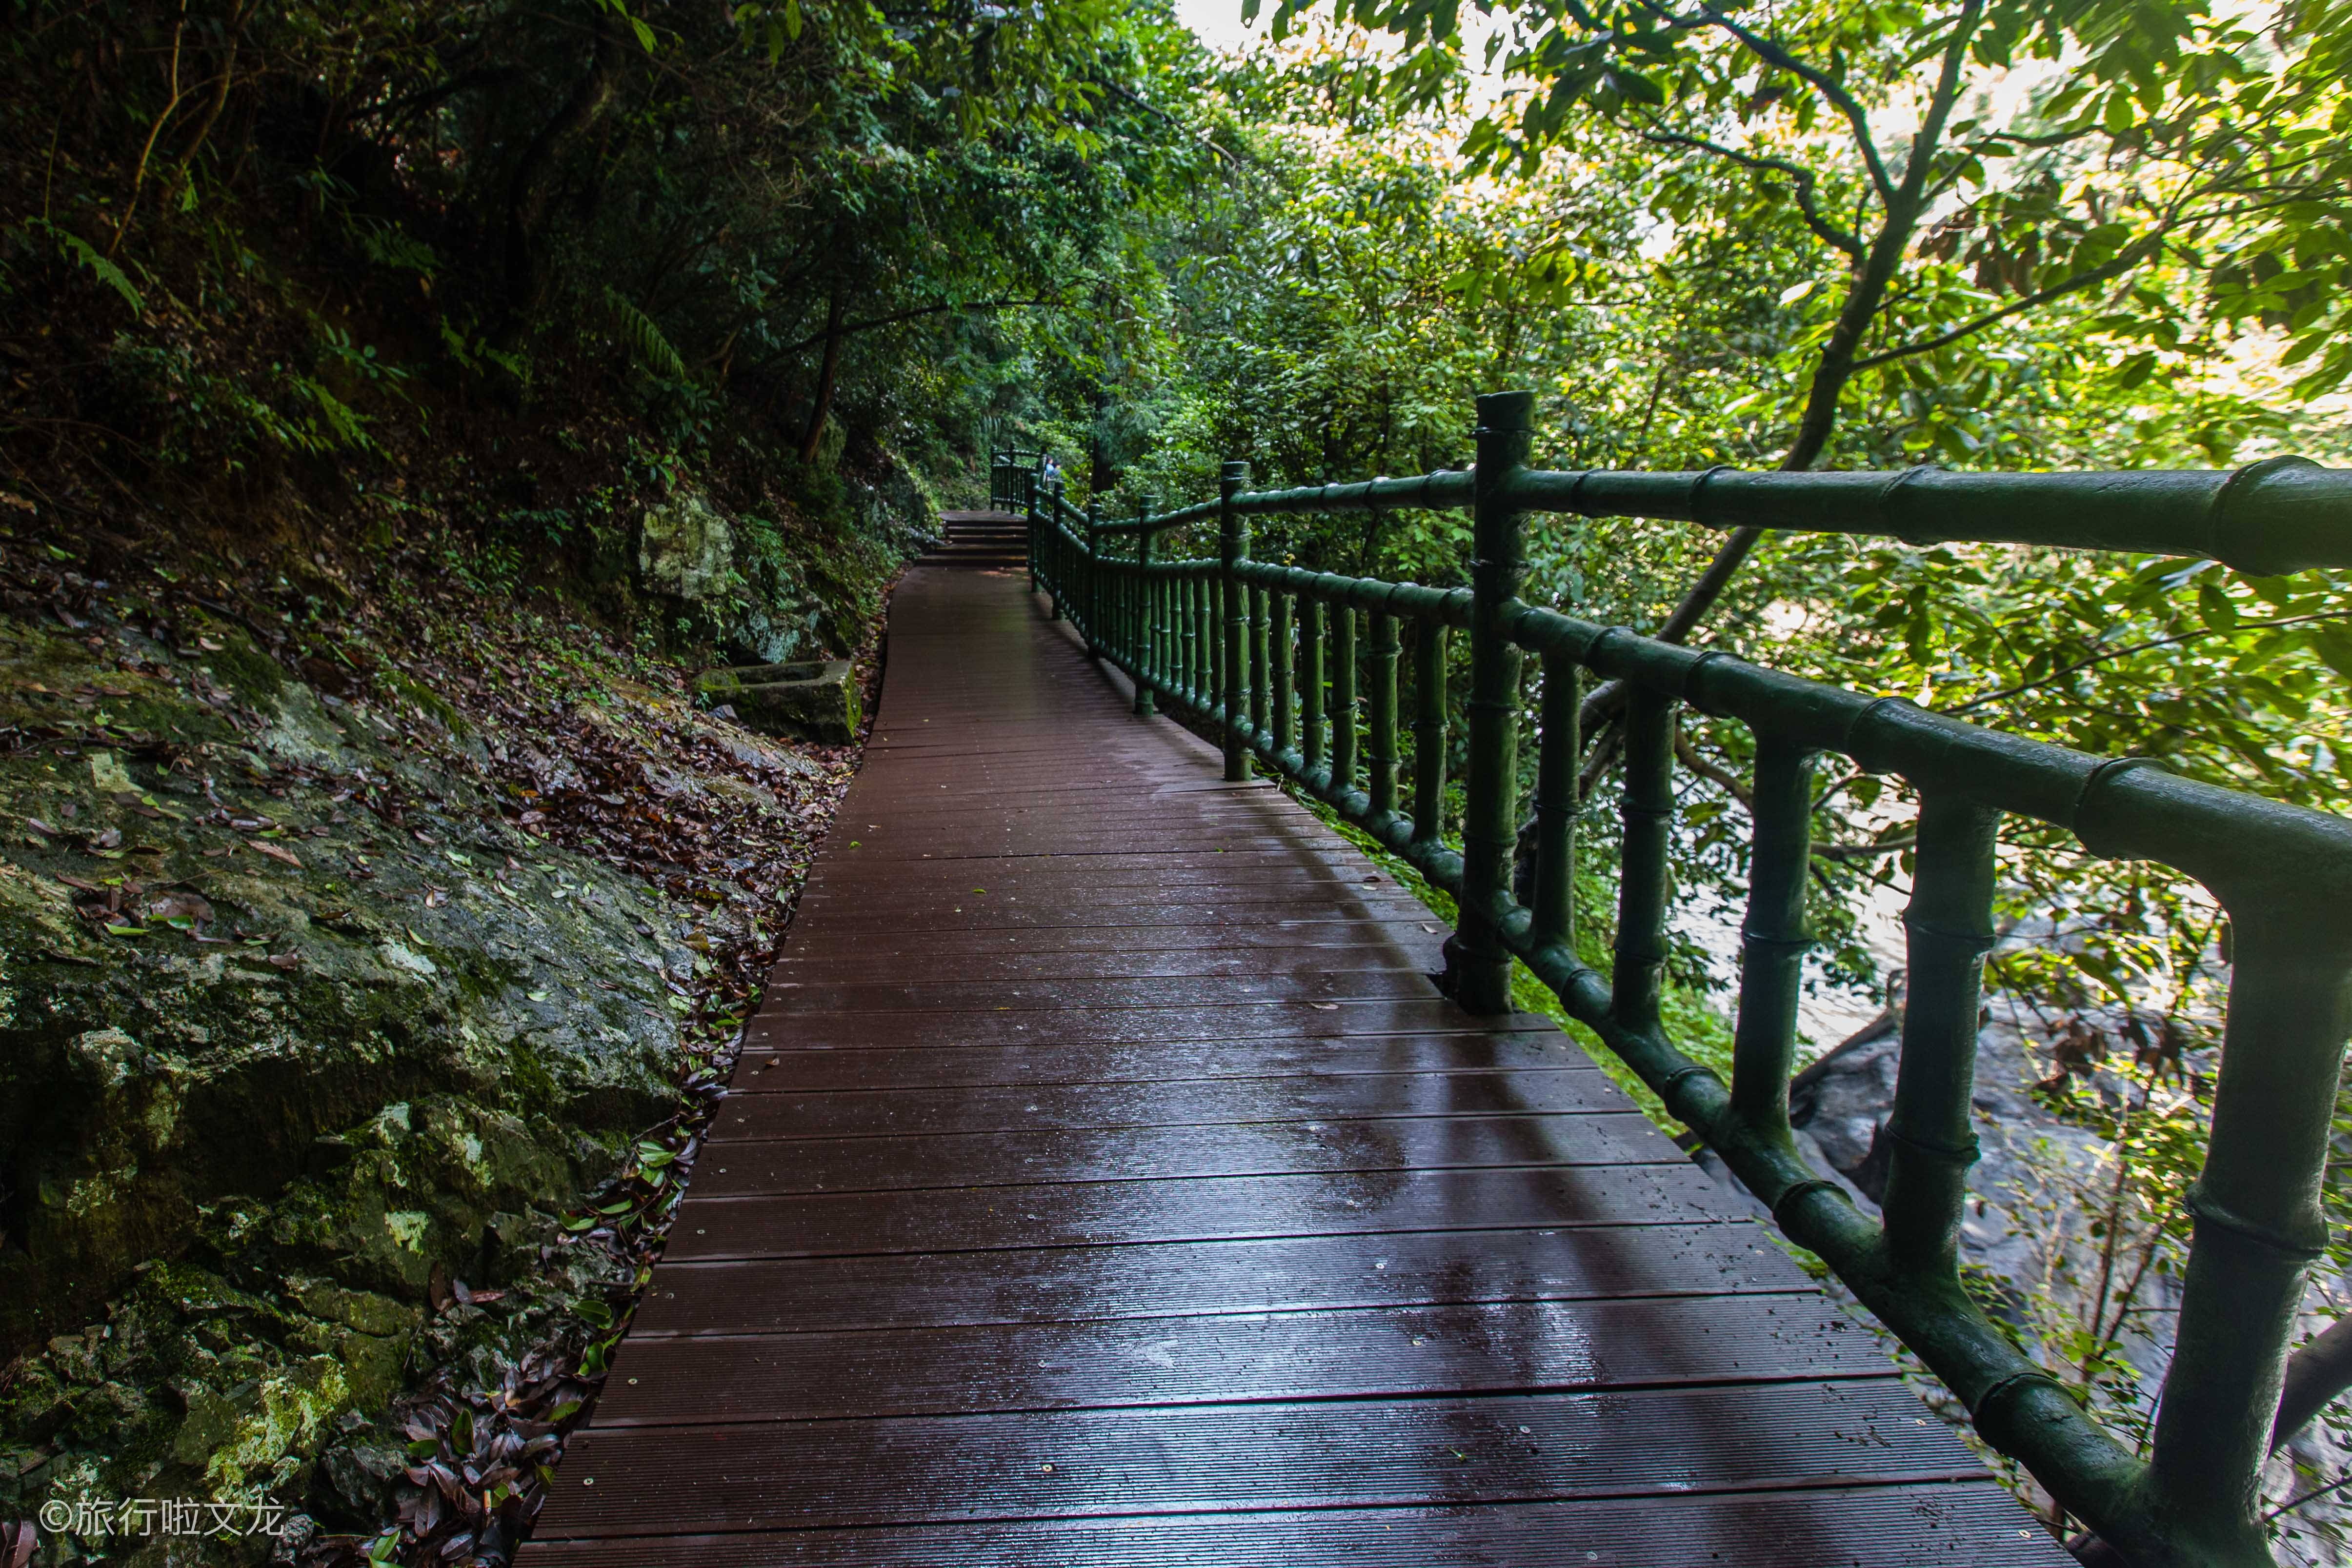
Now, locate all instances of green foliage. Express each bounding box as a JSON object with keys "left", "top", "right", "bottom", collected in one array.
[{"left": 603, "top": 288, "right": 689, "bottom": 383}]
